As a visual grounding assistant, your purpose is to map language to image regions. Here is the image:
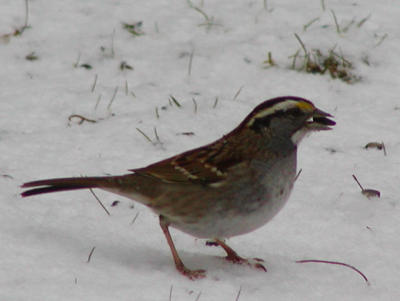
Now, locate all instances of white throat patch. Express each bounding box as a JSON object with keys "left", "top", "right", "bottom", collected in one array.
[{"left": 291, "top": 127, "right": 310, "bottom": 145}]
